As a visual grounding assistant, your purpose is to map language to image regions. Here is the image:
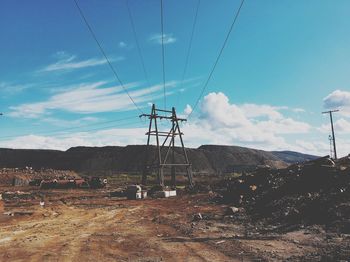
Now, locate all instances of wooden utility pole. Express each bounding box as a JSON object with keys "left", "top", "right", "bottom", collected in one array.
[
  {"left": 140, "top": 104, "right": 194, "bottom": 188},
  {"left": 322, "top": 110, "right": 339, "bottom": 160}
]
